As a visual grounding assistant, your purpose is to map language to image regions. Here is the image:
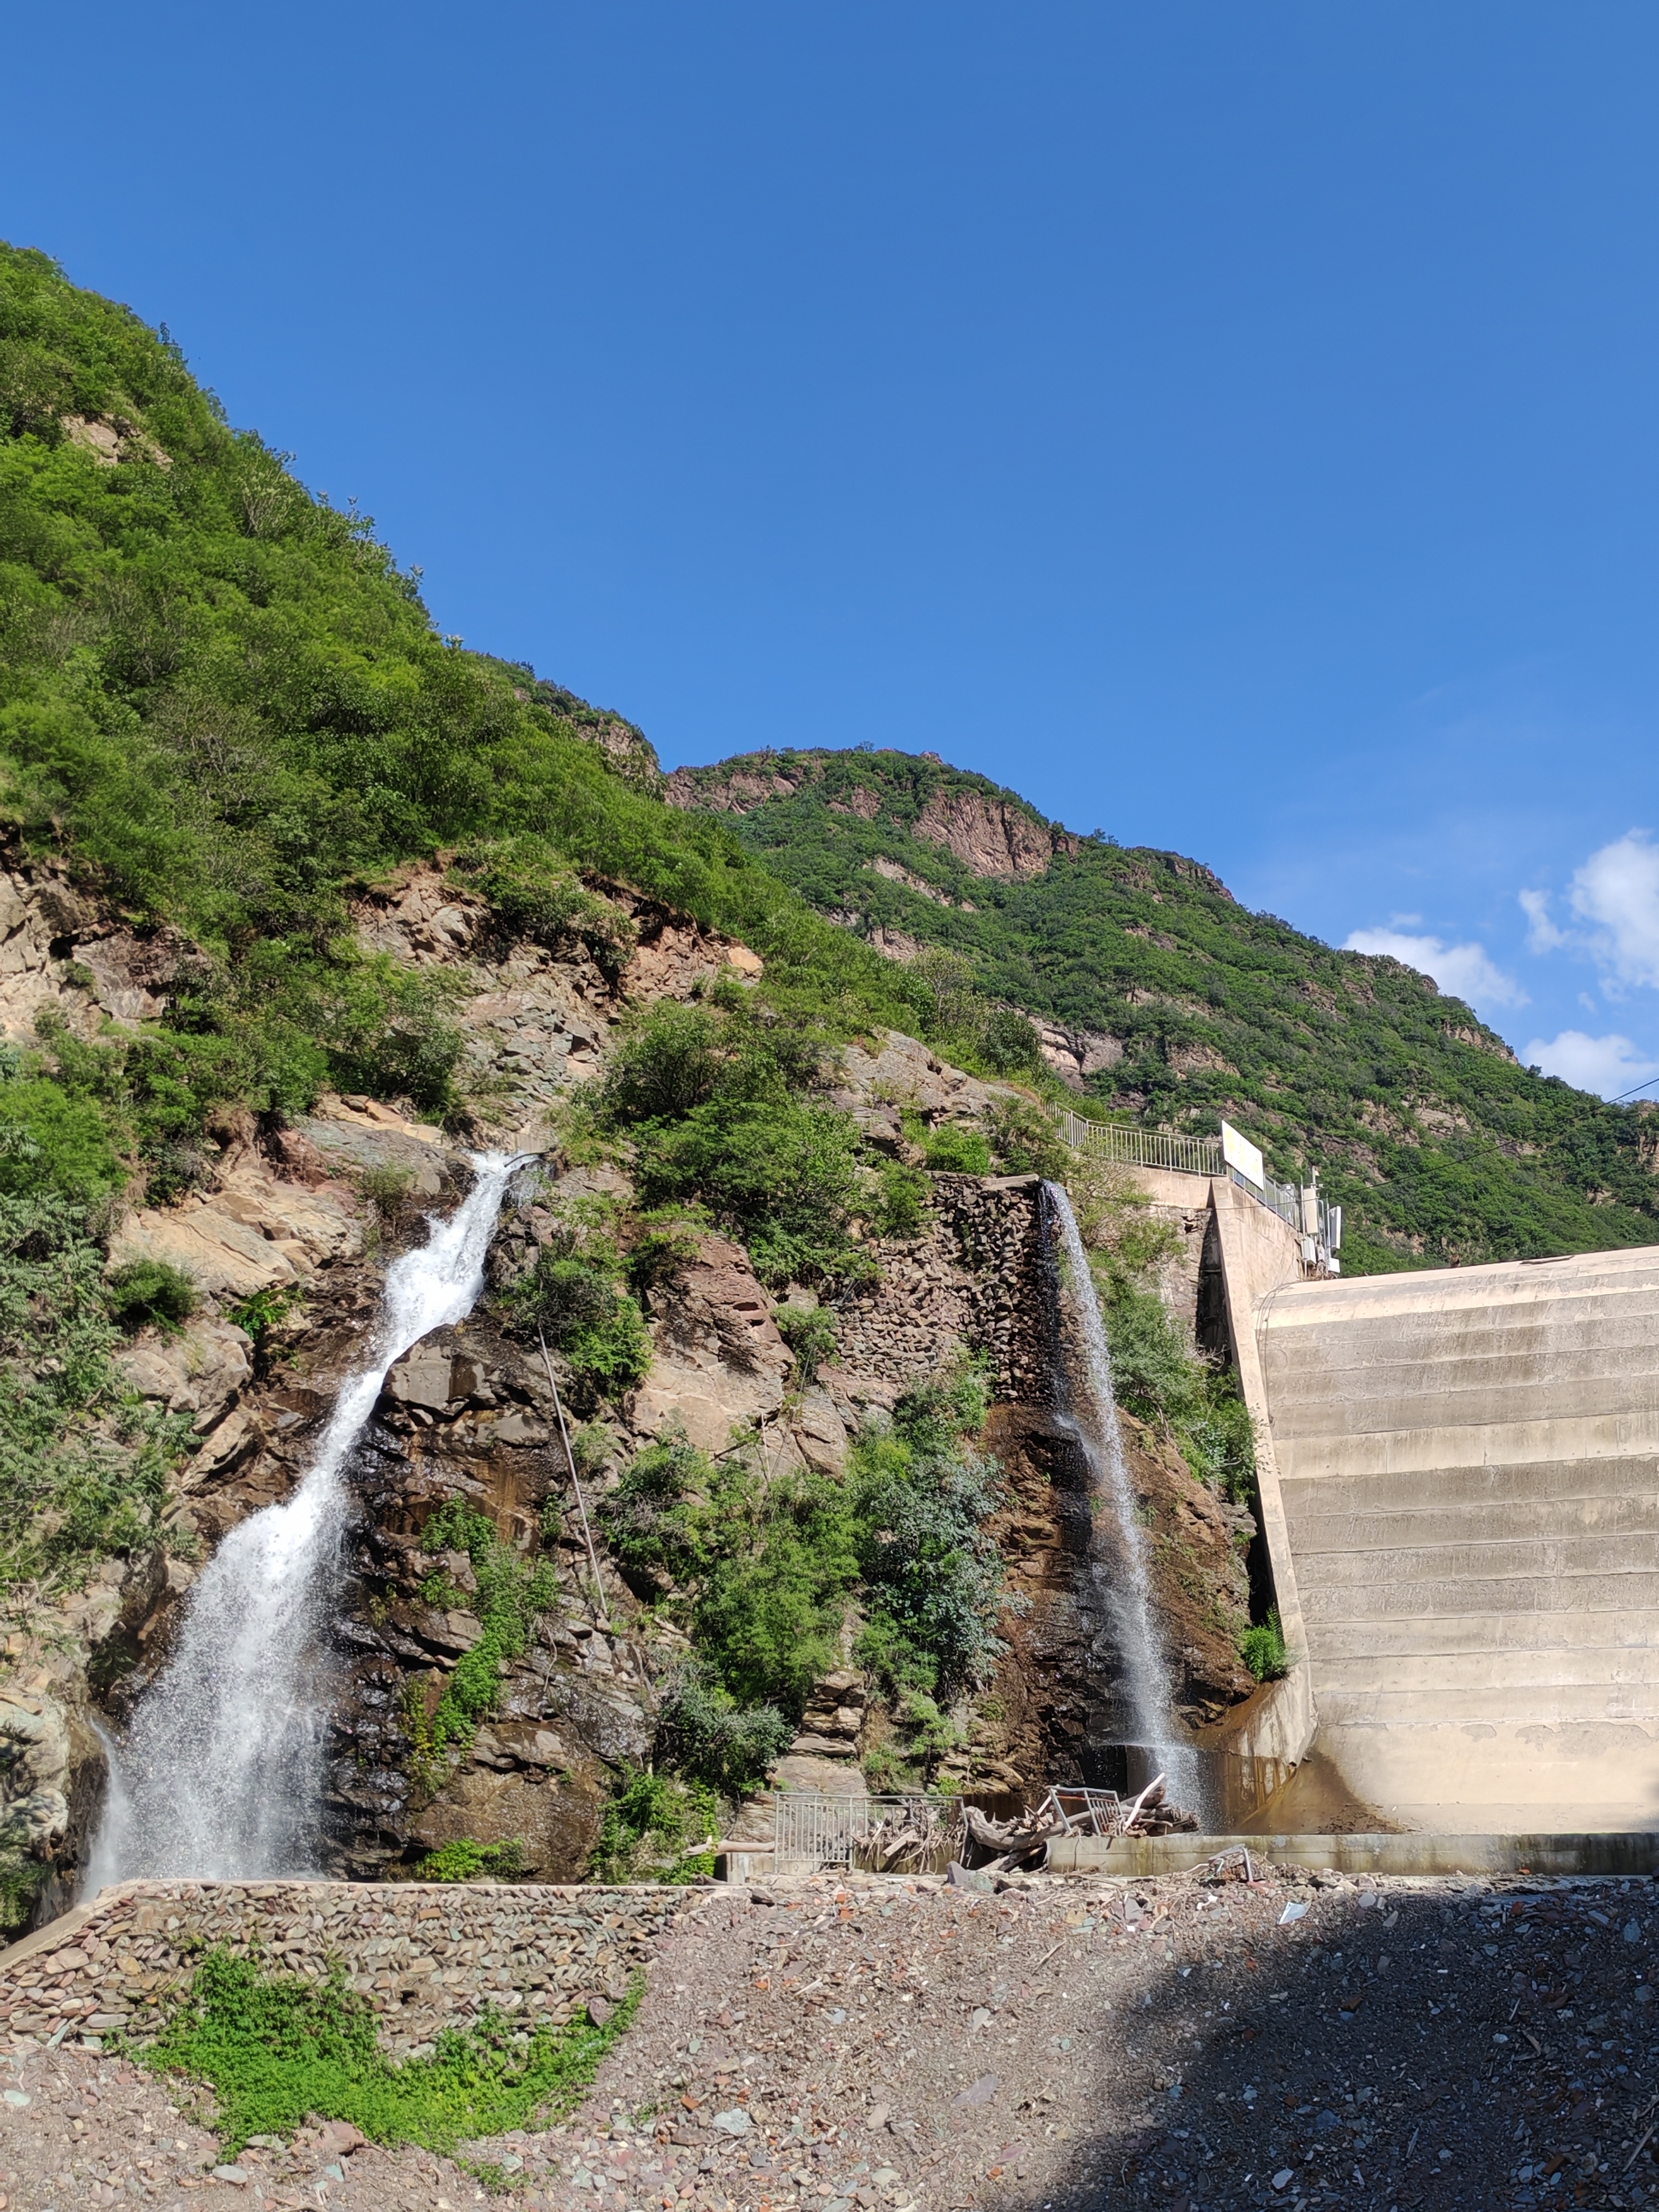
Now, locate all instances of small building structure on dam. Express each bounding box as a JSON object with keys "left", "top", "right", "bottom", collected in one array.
[{"left": 1164, "top": 1156, "right": 1659, "bottom": 1836}]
